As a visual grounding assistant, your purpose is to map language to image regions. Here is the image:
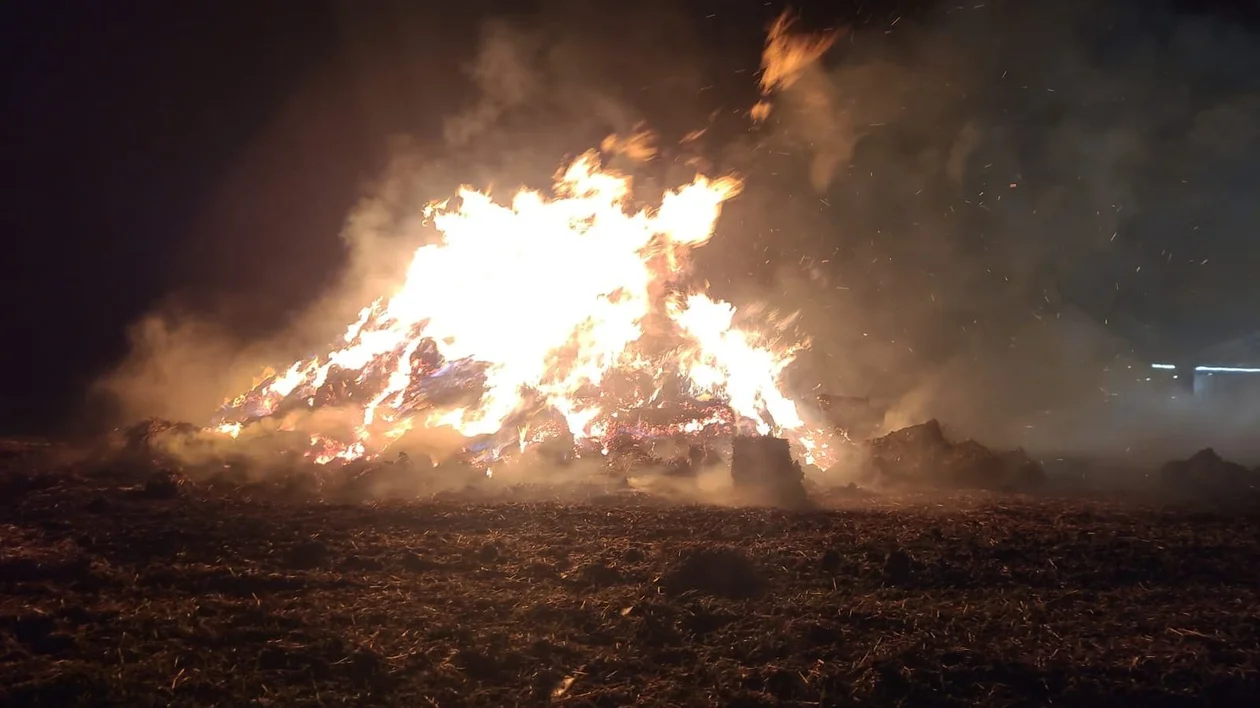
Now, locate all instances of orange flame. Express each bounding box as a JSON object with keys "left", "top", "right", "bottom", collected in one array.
[{"left": 751, "top": 11, "right": 840, "bottom": 122}]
